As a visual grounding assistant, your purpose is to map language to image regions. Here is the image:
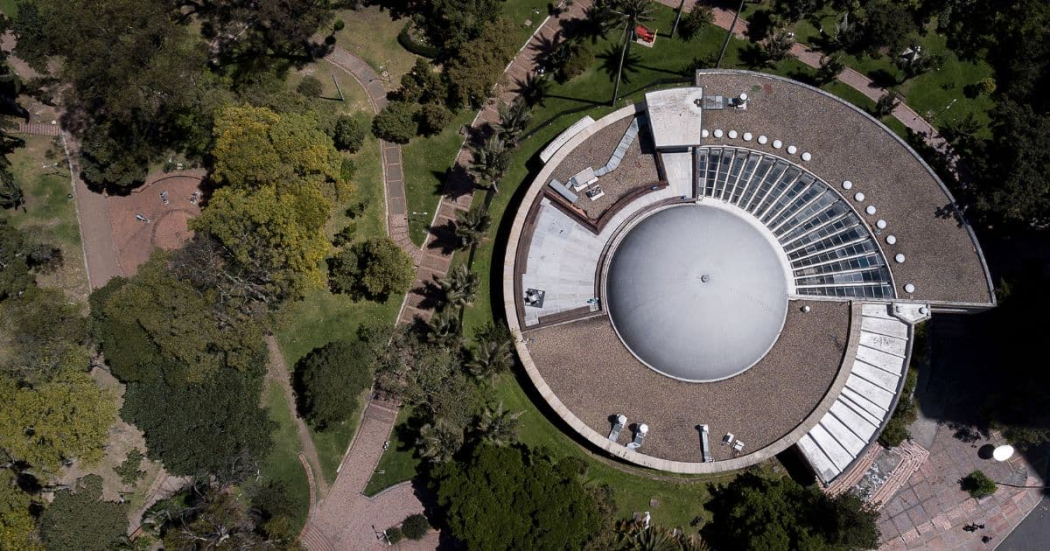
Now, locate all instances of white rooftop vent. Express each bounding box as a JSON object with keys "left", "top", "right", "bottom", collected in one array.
[
  {"left": 876, "top": 219, "right": 887, "bottom": 229},
  {"left": 772, "top": 139, "right": 783, "bottom": 149},
  {"left": 866, "top": 205, "right": 877, "bottom": 215},
  {"left": 728, "top": 130, "right": 738, "bottom": 139},
  {"left": 886, "top": 235, "right": 897, "bottom": 245},
  {"left": 842, "top": 180, "right": 853, "bottom": 190},
  {"left": 895, "top": 253, "right": 906, "bottom": 263},
  {"left": 904, "top": 283, "right": 915, "bottom": 293},
  {"left": 758, "top": 135, "right": 768, "bottom": 144},
  {"left": 801, "top": 152, "right": 812, "bottom": 161},
  {"left": 743, "top": 132, "right": 753, "bottom": 141},
  {"left": 854, "top": 192, "right": 865, "bottom": 202},
  {"left": 714, "top": 129, "right": 724, "bottom": 138},
  {"left": 787, "top": 145, "right": 798, "bottom": 155}
]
